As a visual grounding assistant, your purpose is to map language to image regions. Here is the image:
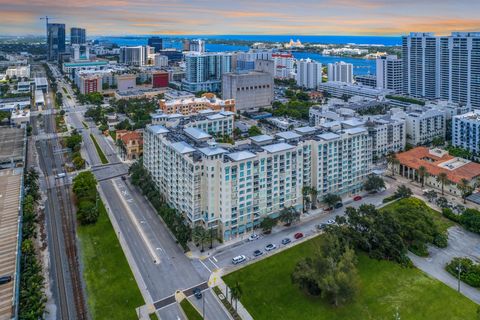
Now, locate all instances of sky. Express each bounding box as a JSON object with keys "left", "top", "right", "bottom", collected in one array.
[{"left": 1, "top": 0, "right": 480, "bottom": 36}]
